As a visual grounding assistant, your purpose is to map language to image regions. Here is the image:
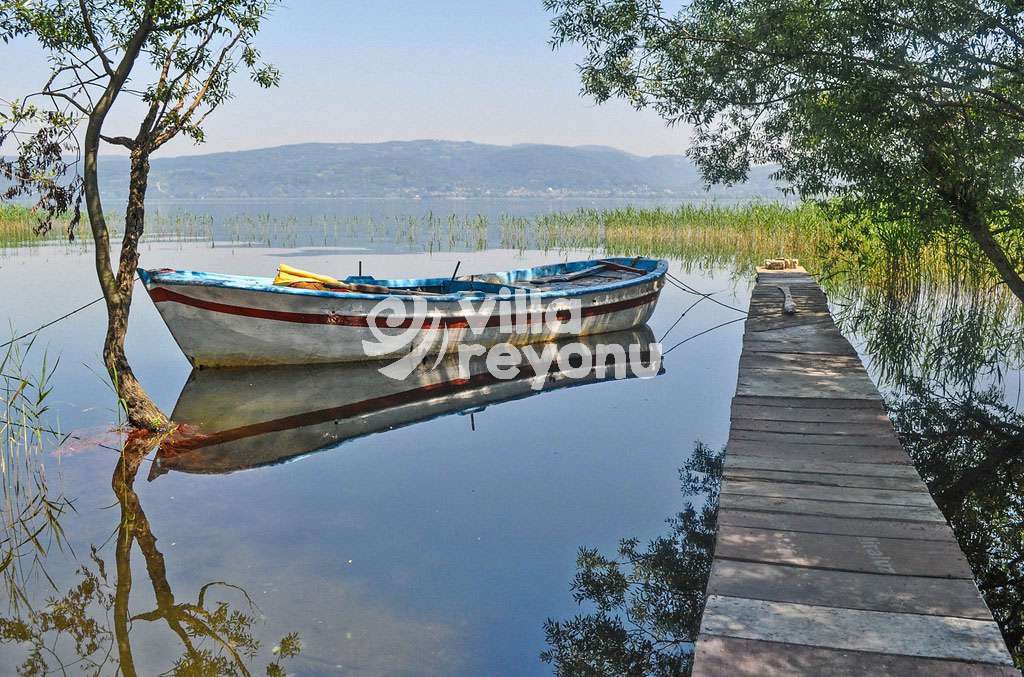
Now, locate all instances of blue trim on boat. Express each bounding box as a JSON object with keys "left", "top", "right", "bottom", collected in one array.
[{"left": 138, "top": 257, "right": 669, "bottom": 302}]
